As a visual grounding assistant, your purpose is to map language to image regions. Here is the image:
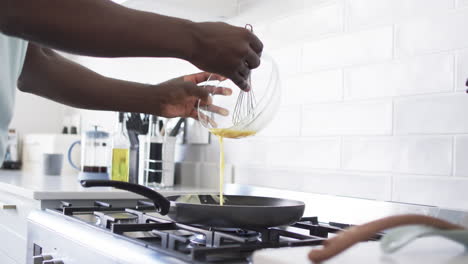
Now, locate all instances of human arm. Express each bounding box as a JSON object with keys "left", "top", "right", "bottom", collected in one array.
[
  {"left": 1, "top": 0, "right": 262, "bottom": 90},
  {"left": 18, "top": 43, "right": 231, "bottom": 119}
]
